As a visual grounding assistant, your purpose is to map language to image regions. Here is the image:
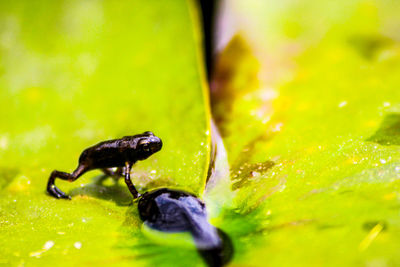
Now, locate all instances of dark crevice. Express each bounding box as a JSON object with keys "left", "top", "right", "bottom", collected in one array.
[{"left": 198, "top": 0, "right": 219, "bottom": 80}]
